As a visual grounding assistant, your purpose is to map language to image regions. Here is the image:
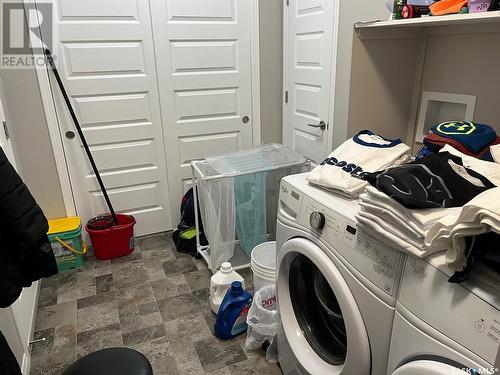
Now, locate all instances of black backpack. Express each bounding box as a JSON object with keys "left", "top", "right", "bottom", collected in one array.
[
  {"left": 172, "top": 188, "right": 207, "bottom": 256},
  {"left": 179, "top": 188, "right": 203, "bottom": 231}
]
